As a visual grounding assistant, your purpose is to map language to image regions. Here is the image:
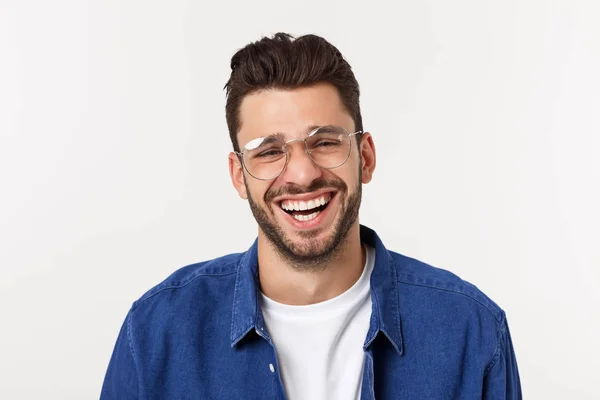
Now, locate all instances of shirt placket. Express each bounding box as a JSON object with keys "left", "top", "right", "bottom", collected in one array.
[
  {"left": 255, "top": 325, "right": 288, "bottom": 400},
  {"left": 360, "top": 349, "right": 375, "bottom": 400}
]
